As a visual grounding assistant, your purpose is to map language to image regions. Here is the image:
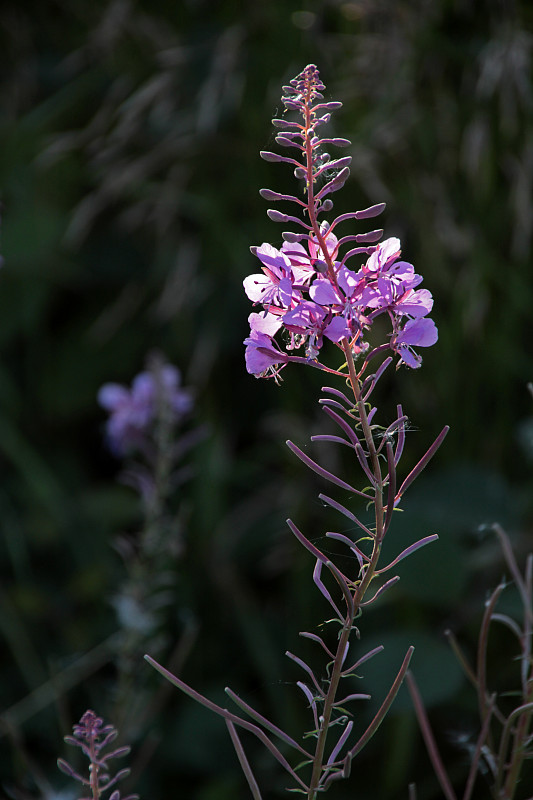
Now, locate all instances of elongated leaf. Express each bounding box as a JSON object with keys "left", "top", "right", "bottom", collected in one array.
[
  {"left": 346, "top": 646, "right": 414, "bottom": 760},
  {"left": 396, "top": 426, "right": 449, "bottom": 500},
  {"left": 394, "top": 404, "right": 406, "bottom": 465},
  {"left": 376, "top": 534, "right": 438, "bottom": 575},
  {"left": 406, "top": 672, "right": 458, "bottom": 800},
  {"left": 299, "top": 631, "right": 334, "bottom": 659},
  {"left": 321, "top": 494, "right": 373, "bottom": 537},
  {"left": 341, "top": 645, "right": 384, "bottom": 677},
  {"left": 285, "top": 651, "right": 325, "bottom": 697},
  {"left": 224, "top": 687, "right": 313, "bottom": 758},
  {"left": 320, "top": 405, "right": 361, "bottom": 449},
  {"left": 320, "top": 386, "right": 354, "bottom": 407},
  {"left": 311, "top": 434, "right": 353, "bottom": 448},
  {"left": 296, "top": 681, "right": 319, "bottom": 731},
  {"left": 226, "top": 720, "right": 263, "bottom": 800},
  {"left": 326, "top": 720, "right": 353, "bottom": 767},
  {"left": 144, "top": 655, "right": 310, "bottom": 788},
  {"left": 383, "top": 441, "right": 397, "bottom": 536},
  {"left": 286, "top": 440, "right": 360, "bottom": 493},
  {"left": 313, "top": 558, "right": 344, "bottom": 620},
  {"left": 325, "top": 559, "right": 354, "bottom": 617},
  {"left": 360, "top": 576, "right": 400, "bottom": 606}
]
